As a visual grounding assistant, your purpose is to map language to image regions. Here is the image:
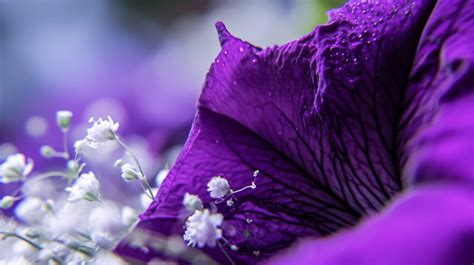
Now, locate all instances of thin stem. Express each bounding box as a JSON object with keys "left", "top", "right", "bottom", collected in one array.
[
  {"left": 218, "top": 241, "right": 235, "bottom": 265},
  {"left": 12, "top": 171, "right": 72, "bottom": 197},
  {"left": 63, "top": 131, "right": 70, "bottom": 160},
  {"left": 0, "top": 231, "right": 42, "bottom": 249},
  {"left": 115, "top": 137, "right": 155, "bottom": 201},
  {"left": 0, "top": 232, "right": 64, "bottom": 263}
]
